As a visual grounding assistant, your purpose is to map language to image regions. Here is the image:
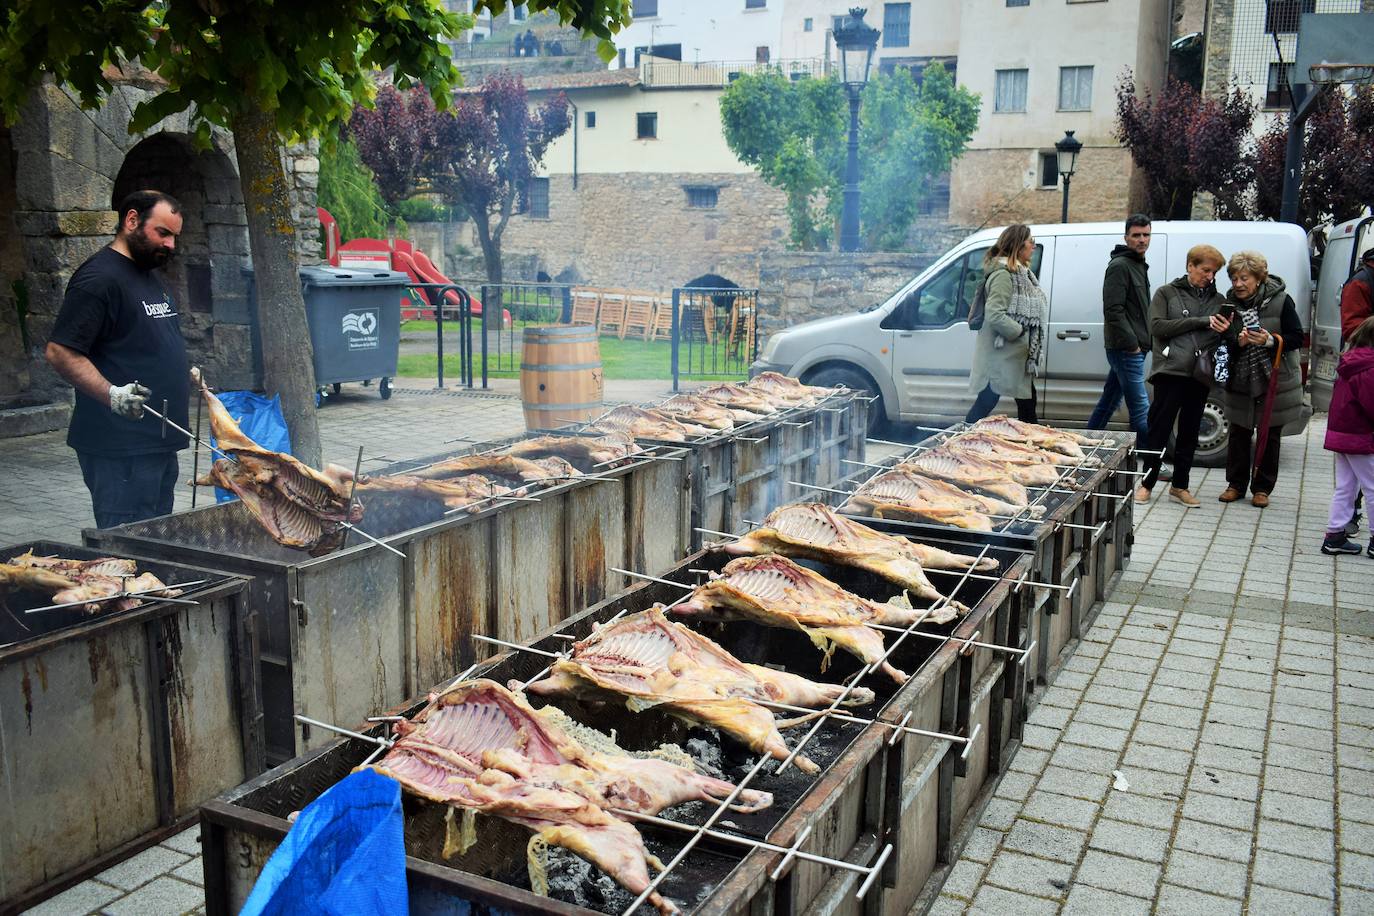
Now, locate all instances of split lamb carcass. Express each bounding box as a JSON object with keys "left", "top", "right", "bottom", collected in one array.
[
  {"left": 365, "top": 679, "right": 770, "bottom": 914},
  {"left": 195, "top": 382, "right": 363, "bottom": 555},
  {"left": 590, "top": 405, "right": 713, "bottom": 442},
  {"left": 721, "top": 504, "right": 991, "bottom": 622},
  {"left": 0, "top": 562, "right": 77, "bottom": 593},
  {"left": 898, "top": 448, "right": 1036, "bottom": 503},
  {"left": 935, "top": 442, "right": 1066, "bottom": 487},
  {"left": 693, "top": 382, "right": 782, "bottom": 415},
  {"left": 951, "top": 431, "right": 1099, "bottom": 468},
  {"left": 745, "top": 372, "right": 828, "bottom": 407},
  {"left": 968, "top": 416, "right": 1108, "bottom": 459},
  {"left": 653, "top": 394, "right": 737, "bottom": 430},
  {"left": 354, "top": 473, "right": 520, "bottom": 512},
  {"left": 526, "top": 607, "right": 874, "bottom": 773},
  {"left": 3, "top": 552, "right": 184, "bottom": 612},
  {"left": 675, "top": 555, "right": 949, "bottom": 680},
  {"left": 505, "top": 432, "right": 643, "bottom": 470},
  {"left": 407, "top": 453, "right": 580, "bottom": 484},
  {"left": 842, "top": 471, "right": 995, "bottom": 531}
]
